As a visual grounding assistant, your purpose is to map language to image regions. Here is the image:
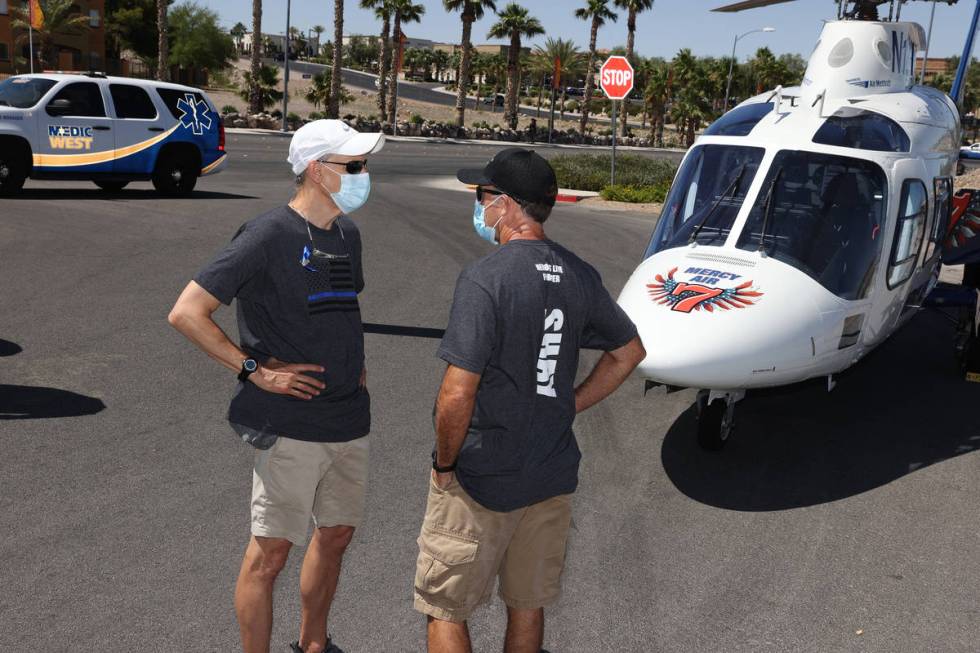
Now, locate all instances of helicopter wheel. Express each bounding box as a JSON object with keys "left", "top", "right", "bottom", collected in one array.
[{"left": 696, "top": 390, "right": 740, "bottom": 451}]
